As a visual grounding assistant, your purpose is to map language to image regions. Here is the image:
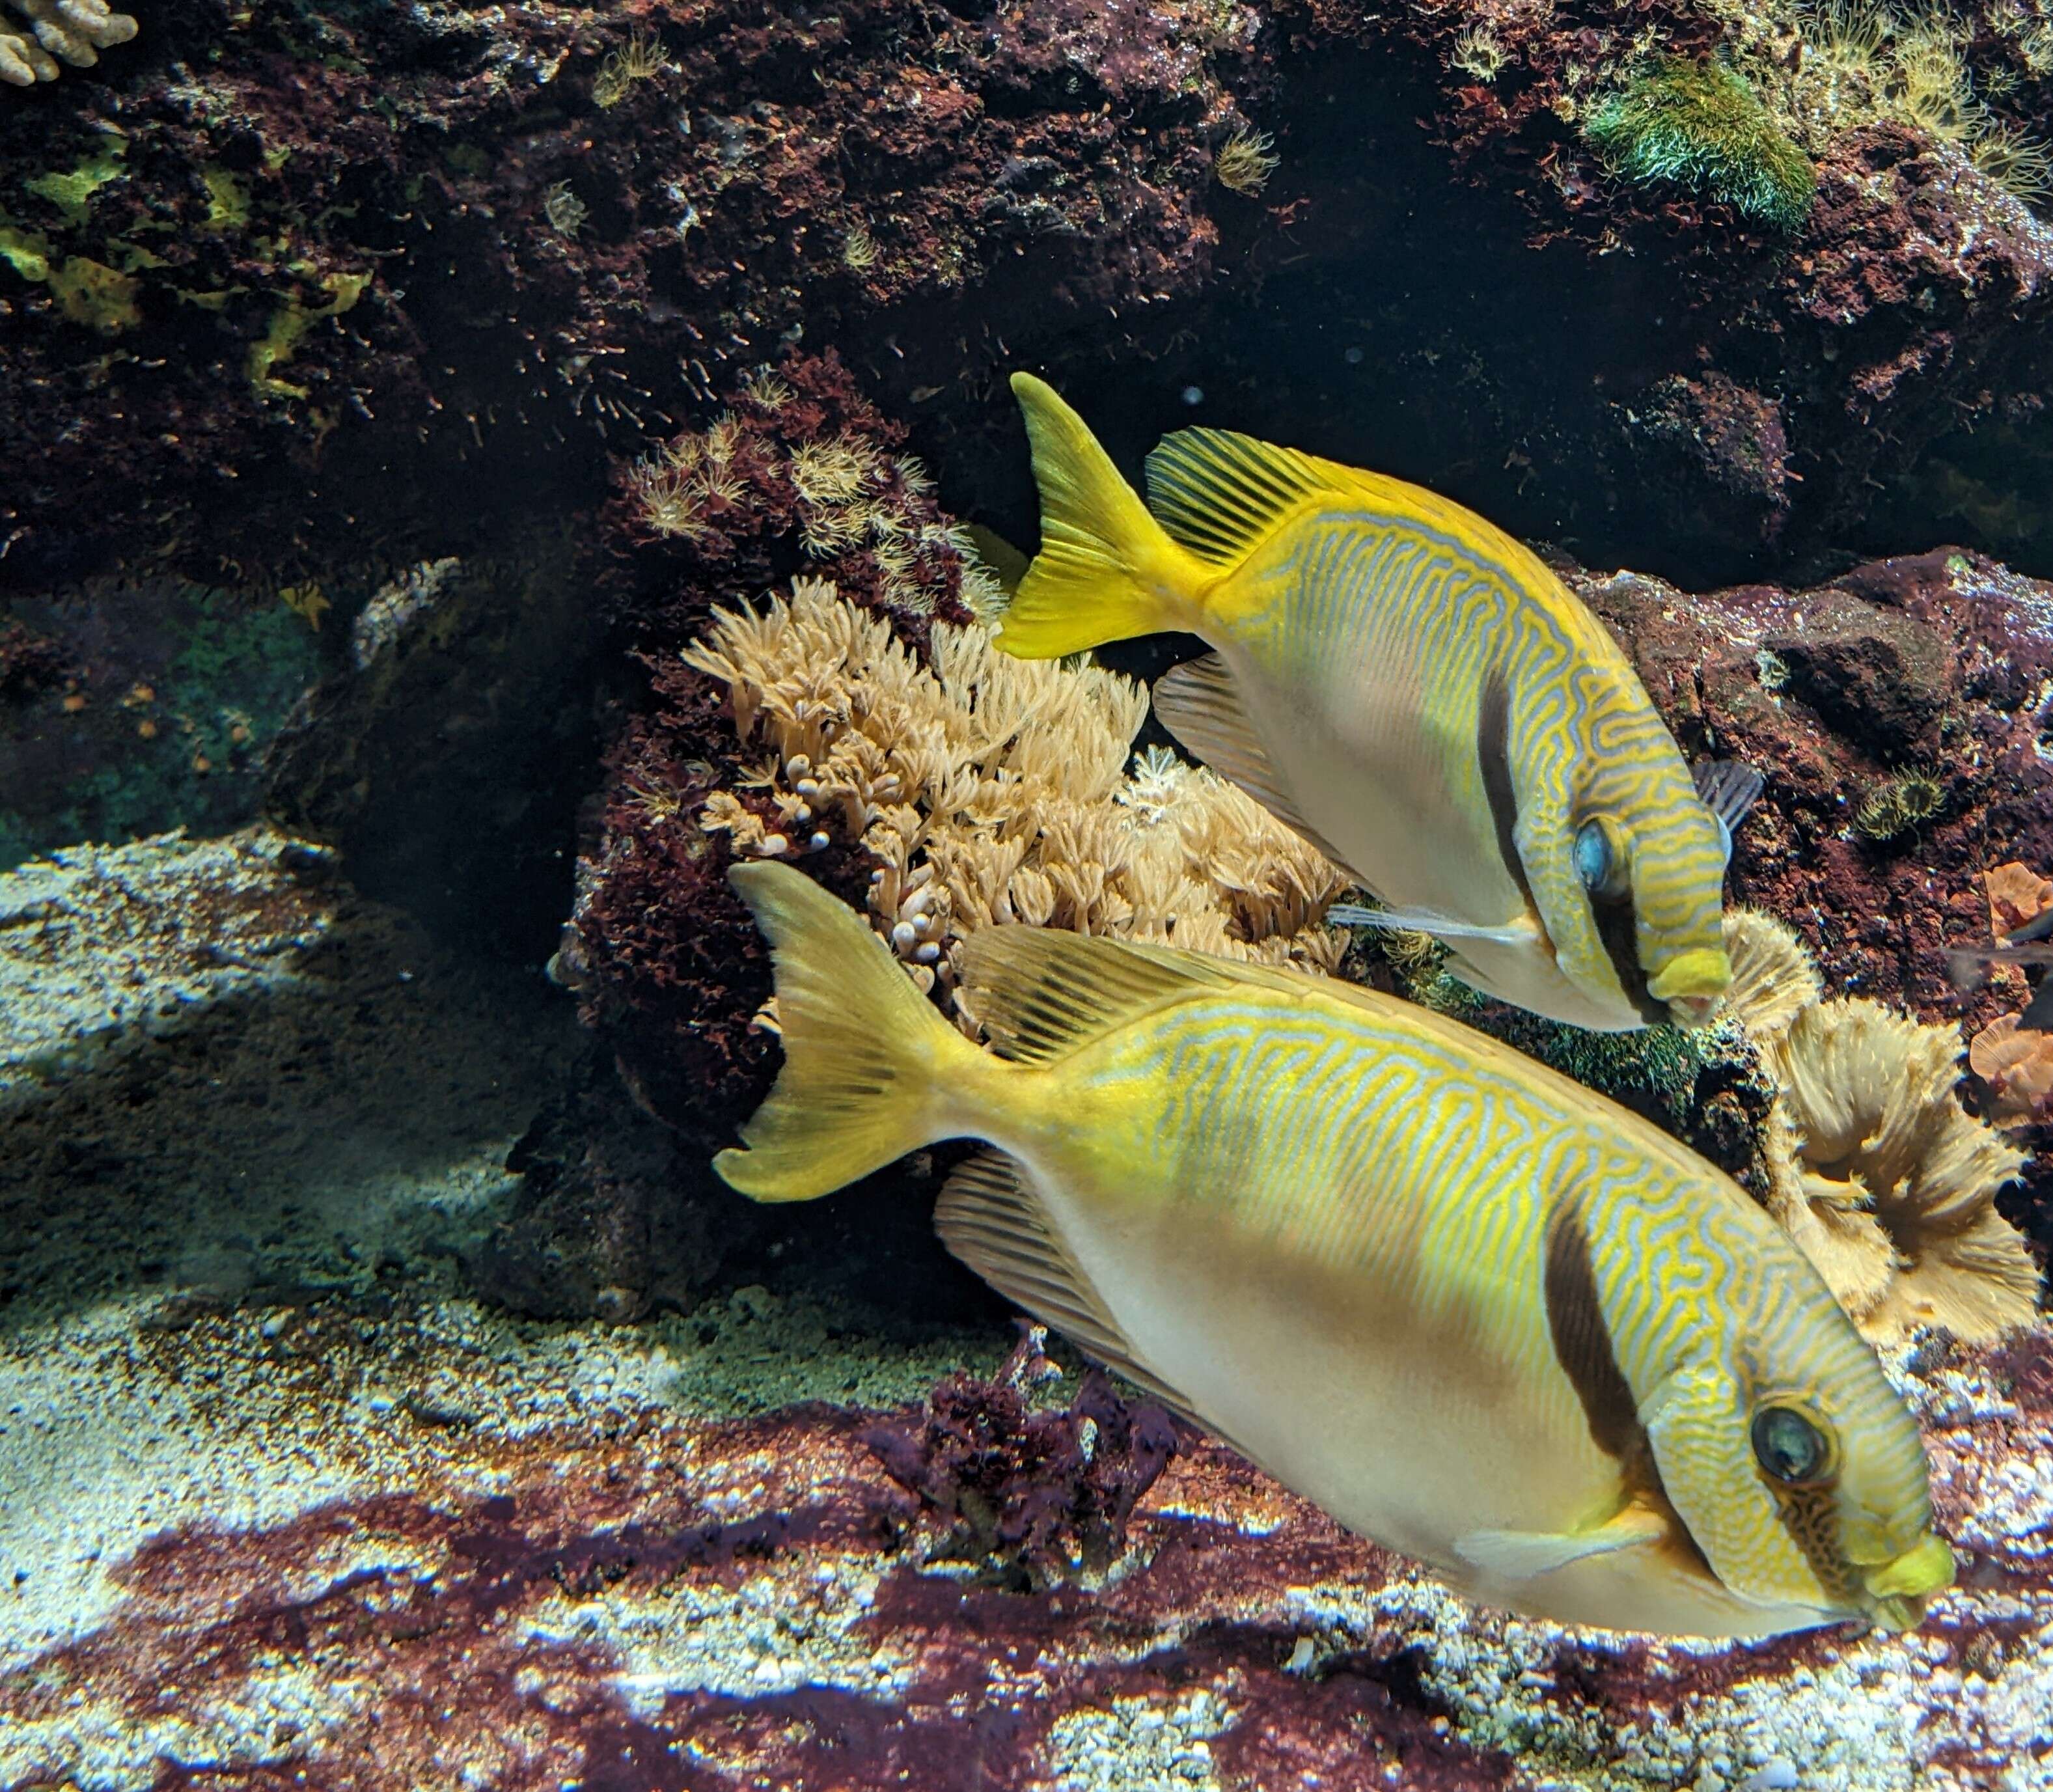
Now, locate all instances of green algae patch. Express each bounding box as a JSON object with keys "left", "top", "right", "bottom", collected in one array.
[
  {"left": 48, "top": 256, "right": 141, "bottom": 331},
  {"left": 0, "top": 224, "right": 51, "bottom": 283},
  {"left": 0, "top": 223, "right": 141, "bottom": 331},
  {"left": 249, "top": 269, "right": 371, "bottom": 398},
  {"left": 202, "top": 167, "right": 253, "bottom": 230},
  {"left": 1587, "top": 59, "right": 1817, "bottom": 232},
  {"left": 24, "top": 140, "right": 129, "bottom": 227}
]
